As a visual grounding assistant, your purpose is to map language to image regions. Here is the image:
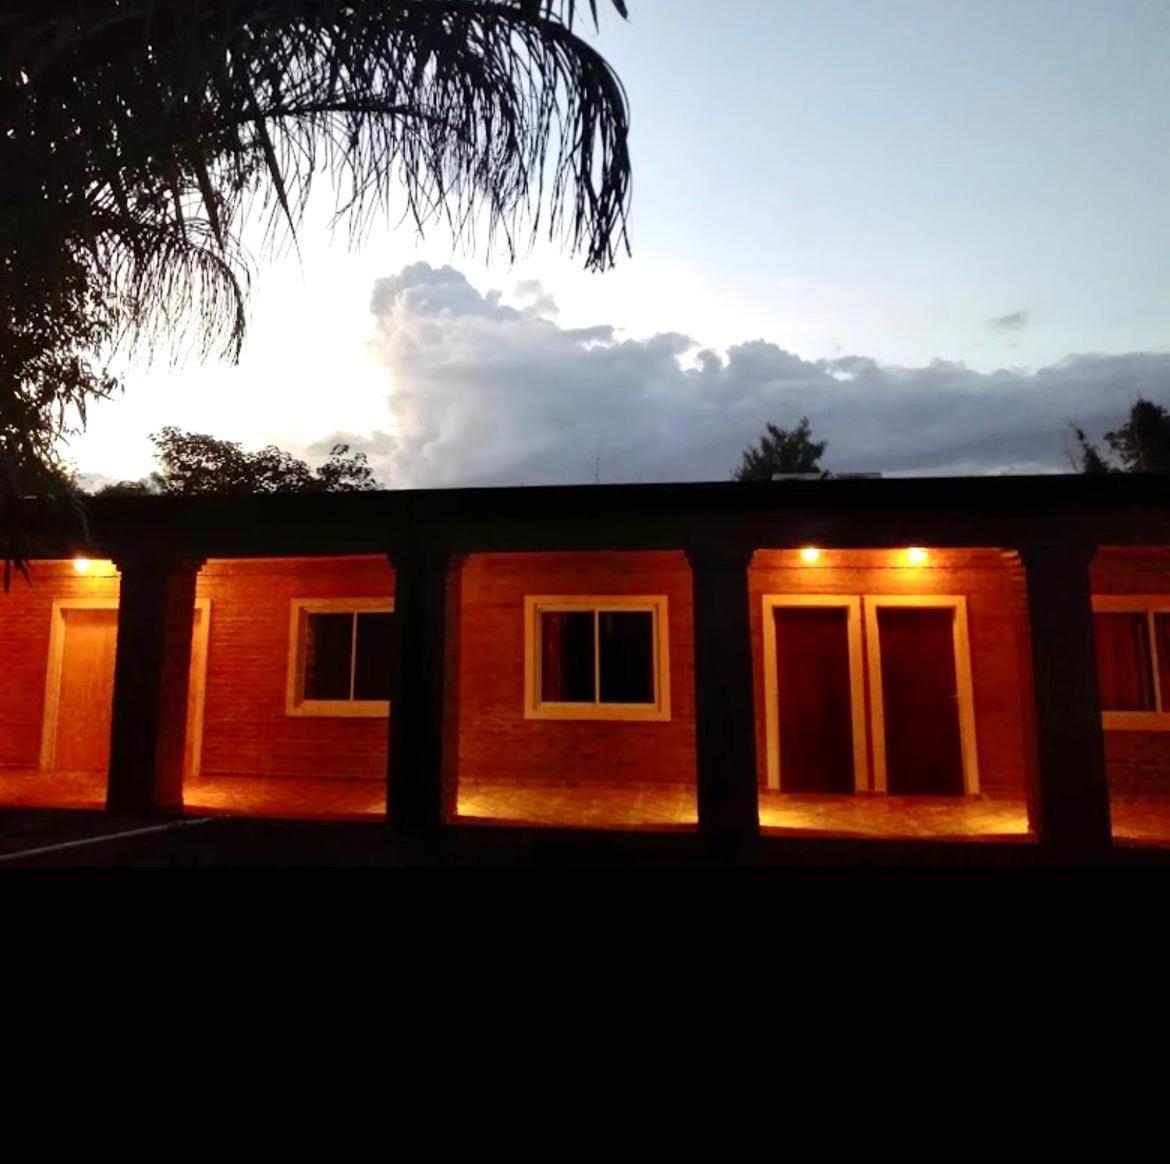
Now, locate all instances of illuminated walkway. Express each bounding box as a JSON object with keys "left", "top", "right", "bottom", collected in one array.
[{"left": 0, "top": 769, "right": 1167, "bottom": 844}]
